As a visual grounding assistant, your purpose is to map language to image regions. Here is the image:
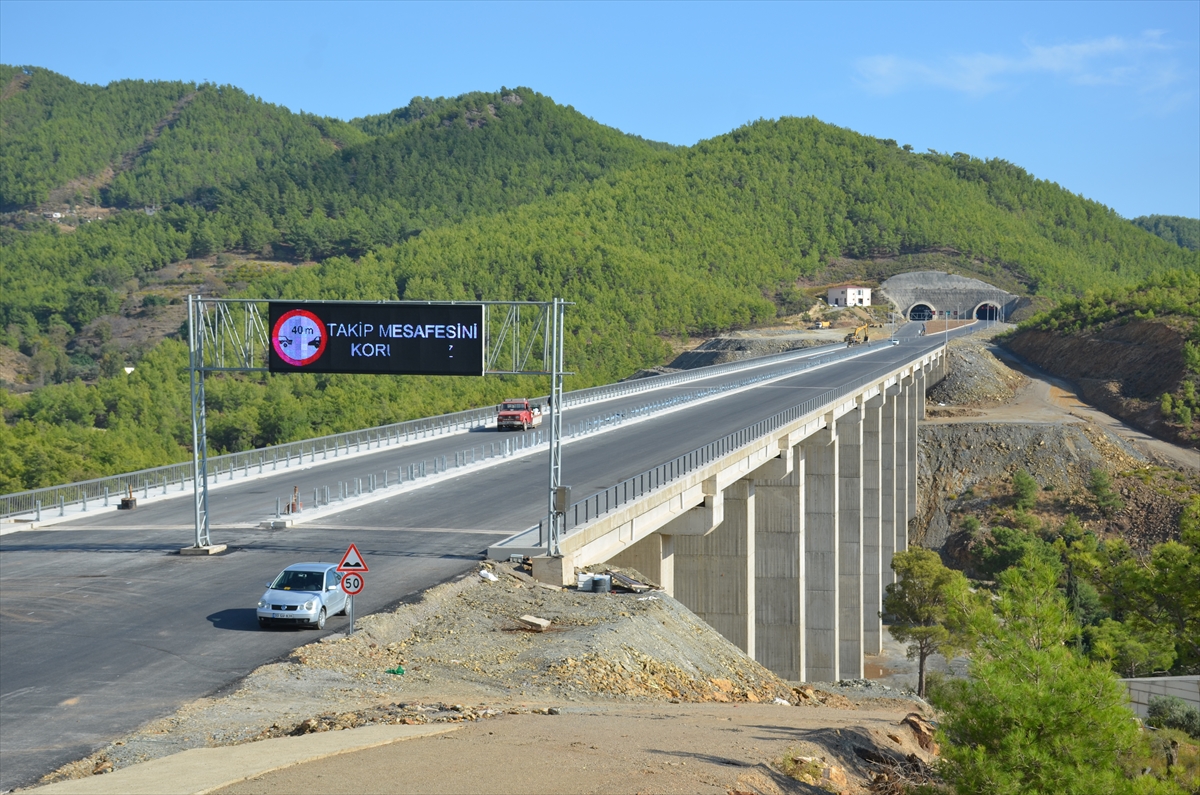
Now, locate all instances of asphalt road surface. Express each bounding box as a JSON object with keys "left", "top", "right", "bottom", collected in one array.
[{"left": 0, "top": 326, "right": 968, "bottom": 790}]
